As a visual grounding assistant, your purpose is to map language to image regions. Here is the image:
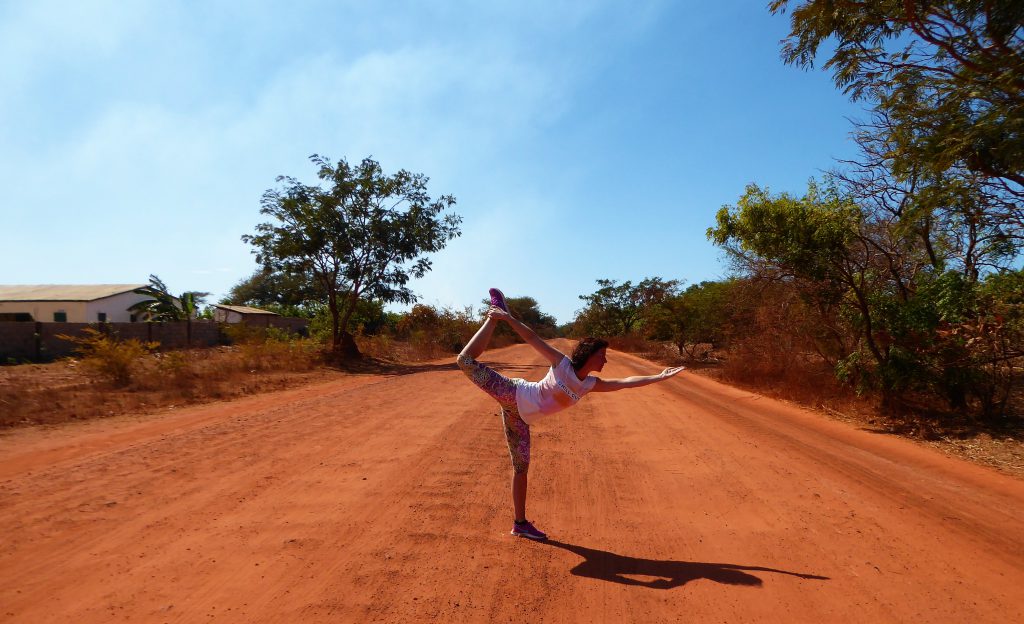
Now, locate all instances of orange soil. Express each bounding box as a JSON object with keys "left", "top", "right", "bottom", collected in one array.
[{"left": 1, "top": 341, "right": 1022, "bottom": 622}]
